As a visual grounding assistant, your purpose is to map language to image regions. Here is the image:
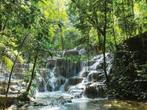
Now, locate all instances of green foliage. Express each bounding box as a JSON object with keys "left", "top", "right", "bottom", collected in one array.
[
  {"left": 1, "top": 56, "right": 13, "bottom": 71},
  {"left": 69, "top": 0, "right": 147, "bottom": 52}
]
